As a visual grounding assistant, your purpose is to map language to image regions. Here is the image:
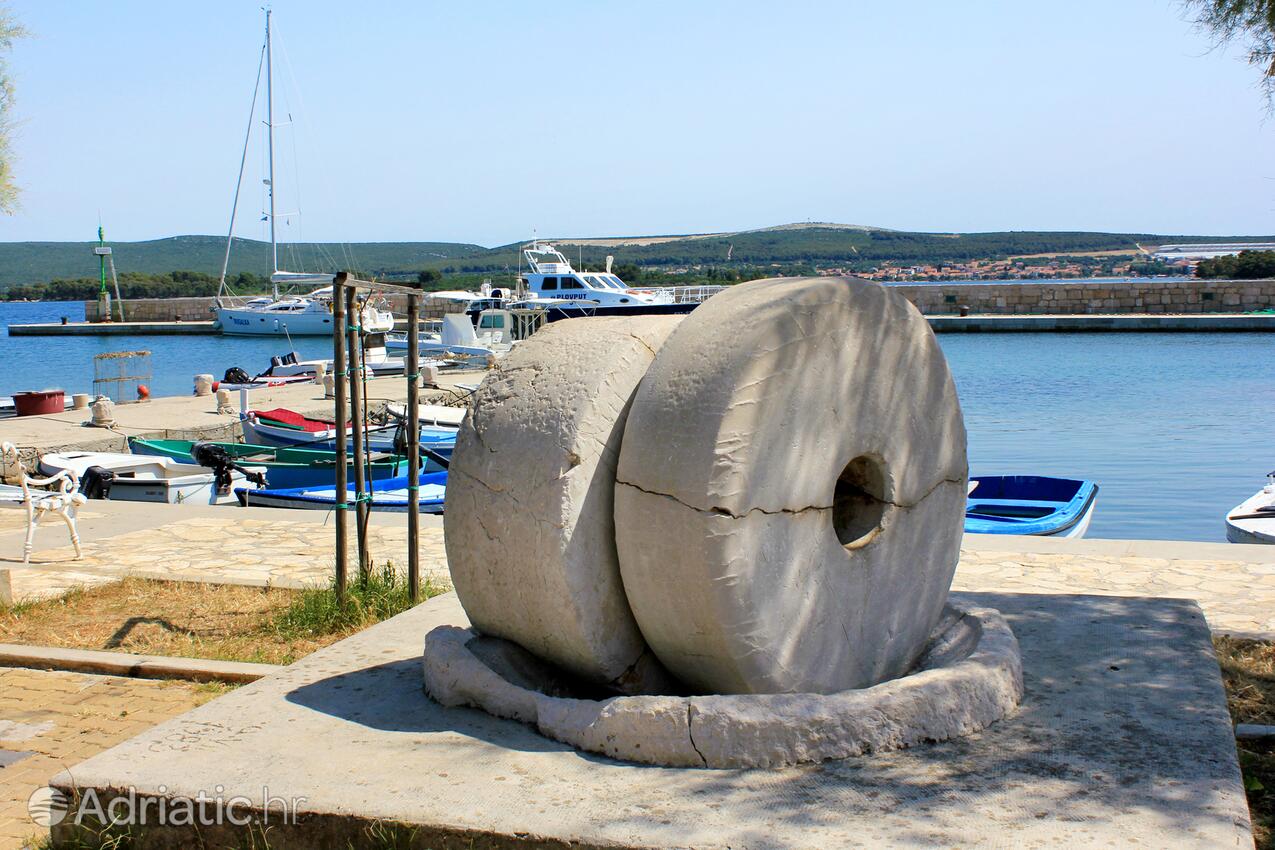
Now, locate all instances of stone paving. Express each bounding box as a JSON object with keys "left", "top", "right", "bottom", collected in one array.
[
  {"left": 953, "top": 545, "right": 1275, "bottom": 636},
  {"left": 3, "top": 516, "right": 452, "bottom": 602},
  {"left": 0, "top": 667, "right": 216, "bottom": 849},
  {"left": 3, "top": 513, "right": 1275, "bottom": 638}
]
